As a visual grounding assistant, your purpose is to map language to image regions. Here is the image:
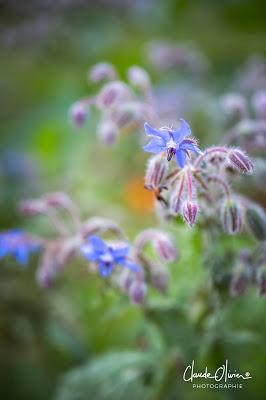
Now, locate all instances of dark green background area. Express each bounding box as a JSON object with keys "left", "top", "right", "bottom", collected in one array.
[{"left": 0, "top": 1, "right": 266, "bottom": 399}]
